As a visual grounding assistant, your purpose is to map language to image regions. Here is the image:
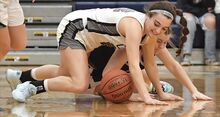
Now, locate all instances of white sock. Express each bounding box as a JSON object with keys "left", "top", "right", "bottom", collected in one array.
[
  {"left": 31, "top": 68, "right": 37, "bottom": 80},
  {"left": 44, "top": 79, "right": 49, "bottom": 91}
]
